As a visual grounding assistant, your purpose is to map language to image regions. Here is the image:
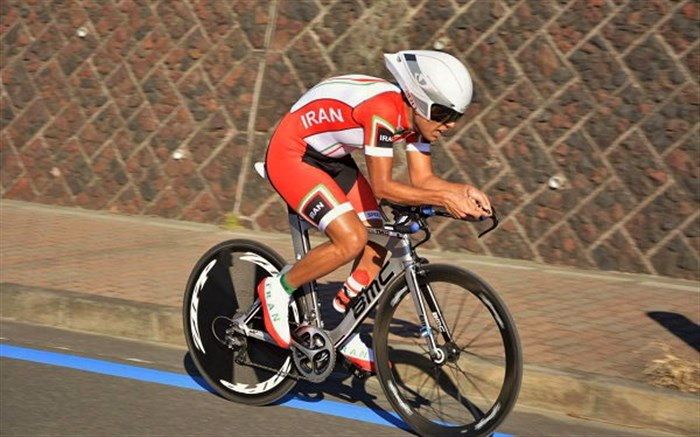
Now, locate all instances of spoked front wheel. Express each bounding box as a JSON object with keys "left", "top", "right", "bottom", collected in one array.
[
  {"left": 182, "top": 239, "right": 298, "bottom": 405},
  {"left": 373, "top": 264, "right": 522, "bottom": 436}
]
